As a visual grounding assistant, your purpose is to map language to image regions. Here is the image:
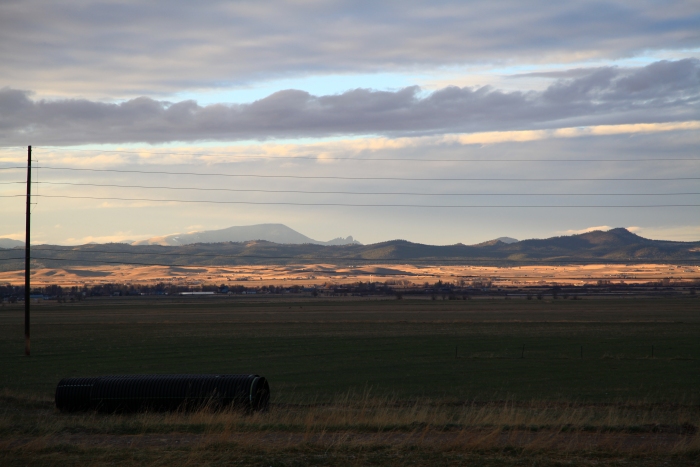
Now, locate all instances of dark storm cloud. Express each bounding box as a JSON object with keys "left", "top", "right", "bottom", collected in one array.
[
  {"left": 1, "top": 59, "right": 698, "bottom": 145},
  {"left": 0, "top": 1, "right": 699, "bottom": 96}
]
